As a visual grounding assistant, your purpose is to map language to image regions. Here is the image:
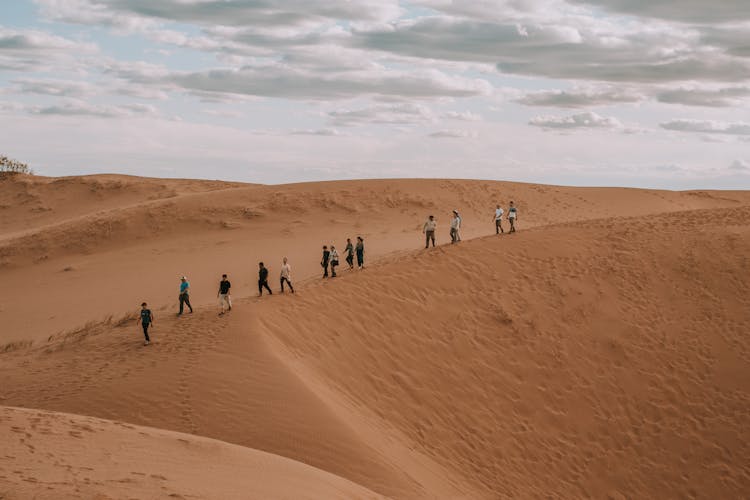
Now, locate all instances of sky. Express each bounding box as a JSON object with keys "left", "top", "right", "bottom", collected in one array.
[{"left": 1, "top": 0, "right": 749, "bottom": 189}]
